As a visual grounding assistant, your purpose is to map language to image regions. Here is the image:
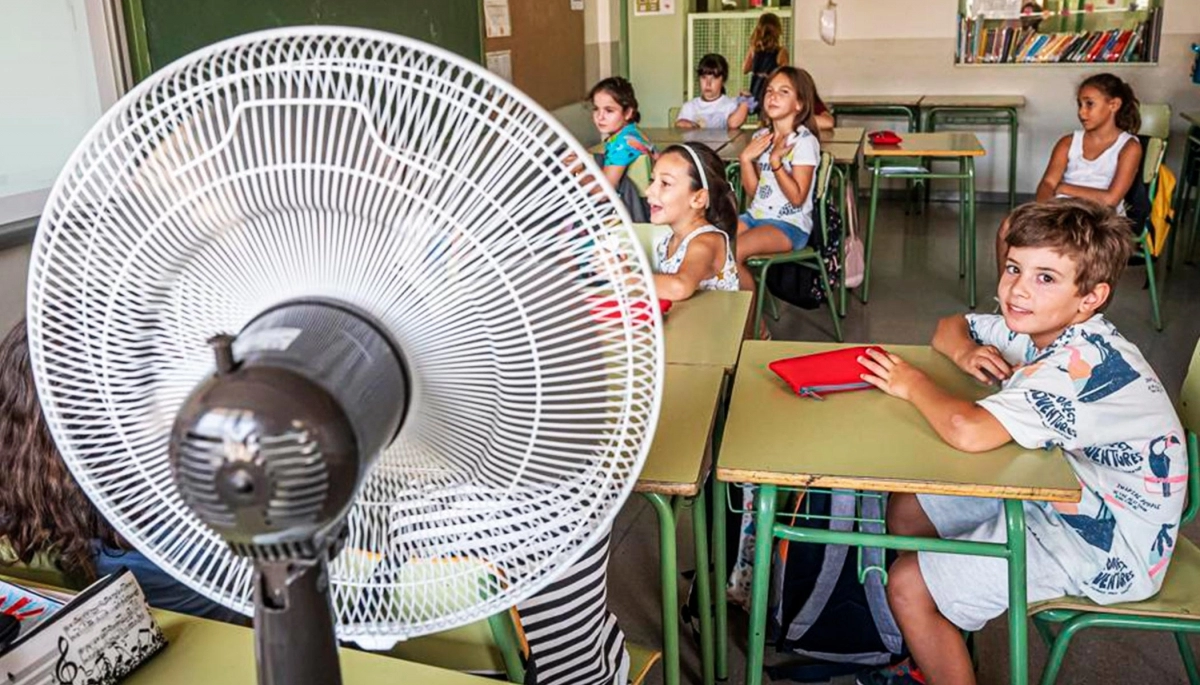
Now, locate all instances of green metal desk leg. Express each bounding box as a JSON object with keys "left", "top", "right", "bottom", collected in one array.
[
  {"left": 744, "top": 484, "right": 778, "bottom": 685},
  {"left": 966, "top": 156, "right": 978, "bottom": 309},
  {"left": 644, "top": 493, "right": 681, "bottom": 685},
  {"left": 692, "top": 489, "right": 716, "bottom": 685},
  {"left": 862, "top": 158, "right": 882, "bottom": 303},
  {"left": 1004, "top": 498, "right": 1029, "bottom": 685},
  {"left": 1007, "top": 108, "right": 1019, "bottom": 210},
  {"left": 713, "top": 479, "right": 729, "bottom": 681},
  {"left": 958, "top": 158, "right": 967, "bottom": 278}
]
